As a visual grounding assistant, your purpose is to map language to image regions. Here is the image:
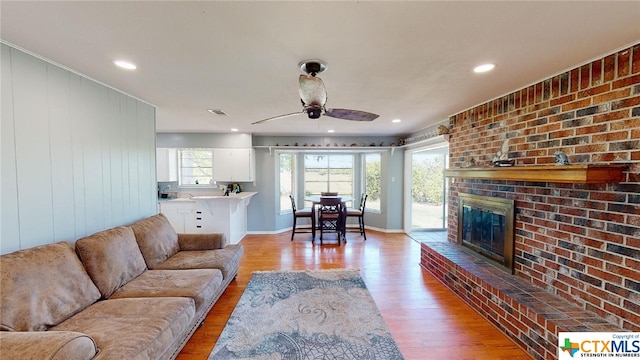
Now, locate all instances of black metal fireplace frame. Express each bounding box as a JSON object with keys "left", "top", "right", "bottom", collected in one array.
[{"left": 457, "top": 193, "right": 515, "bottom": 274}]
